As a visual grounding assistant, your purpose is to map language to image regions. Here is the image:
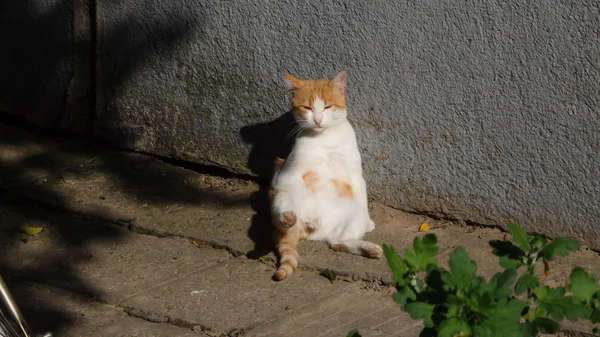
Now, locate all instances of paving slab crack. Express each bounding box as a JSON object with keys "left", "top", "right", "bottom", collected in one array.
[
  {"left": 122, "top": 306, "right": 213, "bottom": 334},
  {"left": 122, "top": 306, "right": 254, "bottom": 337},
  {"left": 122, "top": 222, "right": 245, "bottom": 258}
]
